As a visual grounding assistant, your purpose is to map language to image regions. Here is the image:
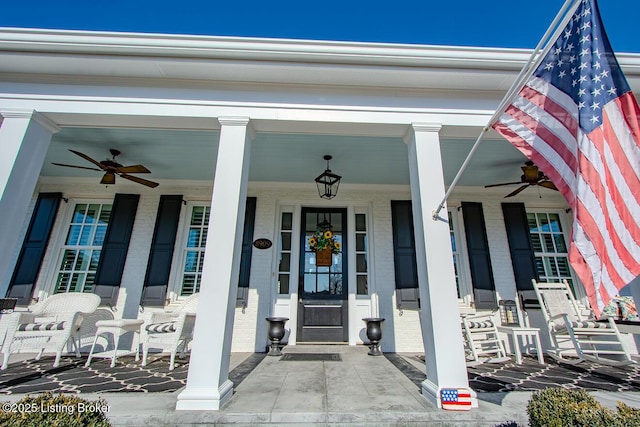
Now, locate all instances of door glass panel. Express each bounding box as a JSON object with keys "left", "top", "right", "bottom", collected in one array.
[{"left": 300, "top": 209, "right": 346, "bottom": 299}]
